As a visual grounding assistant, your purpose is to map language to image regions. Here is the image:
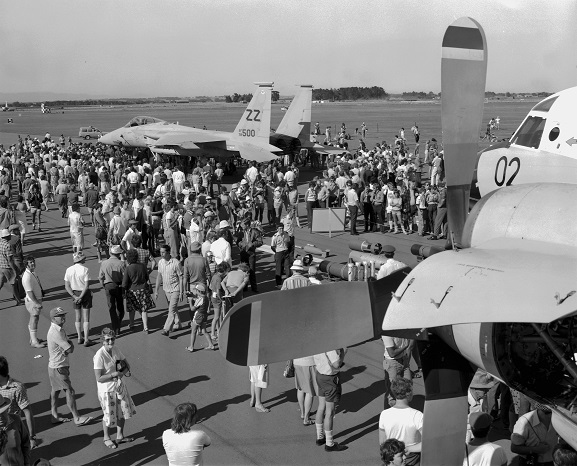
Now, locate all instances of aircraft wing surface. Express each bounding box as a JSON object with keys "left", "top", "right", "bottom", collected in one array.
[
  {"left": 150, "top": 132, "right": 225, "bottom": 147},
  {"left": 226, "top": 141, "right": 282, "bottom": 163},
  {"left": 311, "top": 143, "right": 350, "bottom": 156},
  {"left": 149, "top": 131, "right": 280, "bottom": 162},
  {"left": 384, "top": 238, "right": 577, "bottom": 330}
]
